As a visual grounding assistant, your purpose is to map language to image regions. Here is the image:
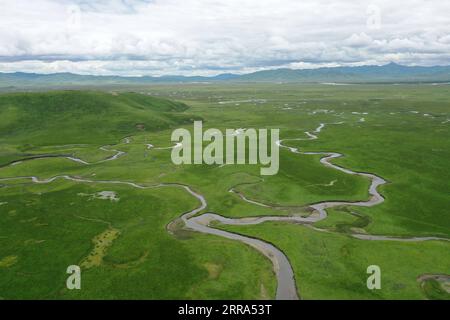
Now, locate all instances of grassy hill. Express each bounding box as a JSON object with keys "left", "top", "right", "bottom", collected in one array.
[{"left": 0, "top": 91, "right": 197, "bottom": 164}]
